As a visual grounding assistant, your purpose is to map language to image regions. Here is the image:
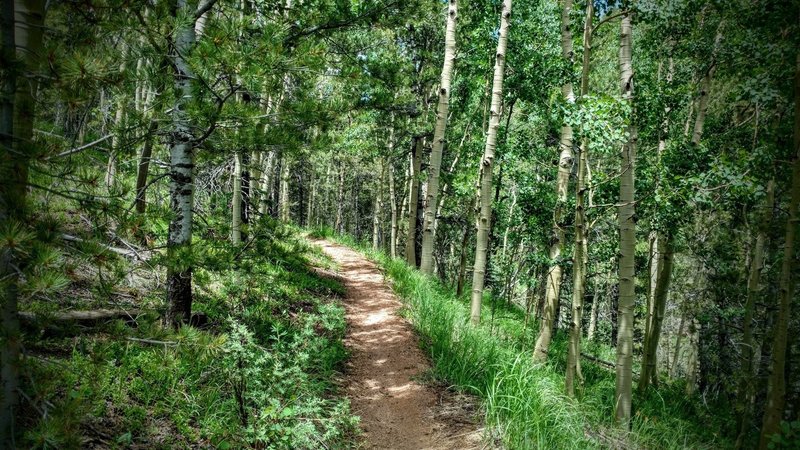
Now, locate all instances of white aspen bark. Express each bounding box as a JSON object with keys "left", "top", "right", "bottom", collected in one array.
[
  {"left": 420, "top": 0, "right": 458, "bottom": 274},
  {"left": 615, "top": 12, "right": 636, "bottom": 427},
  {"left": 166, "top": 0, "right": 204, "bottom": 326},
  {"left": 534, "top": 0, "right": 575, "bottom": 361},
  {"left": 389, "top": 159, "right": 398, "bottom": 259},
  {"left": 258, "top": 150, "right": 276, "bottom": 216},
  {"left": 759, "top": 53, "right": 800, "bottom": 450},
  {"left": 566, "top": 0, "right": 593, "bottom": 396},
  {"left": 279, "top": 154, "right": 290, "bottom": 222},
  {"left": 587, "top": 270, "right": 600, "bottom": 340},
  {"left": 232, "top": 152, "right": 243, "bottom": 243},
  {"left": 470, "top": 0, "right": 511, "bottom": 325},
  {"left": 406, "top": 137, "right": 422, "bottom": 266}
]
